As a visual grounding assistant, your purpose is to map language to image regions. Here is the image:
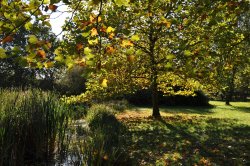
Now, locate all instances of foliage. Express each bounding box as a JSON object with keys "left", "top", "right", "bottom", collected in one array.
[
  {"left": 0, "top": 88, "right": 70, "bottom": 165},
  {"left": 54, "top": 66, "right": 87, "bottom": 95}
]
